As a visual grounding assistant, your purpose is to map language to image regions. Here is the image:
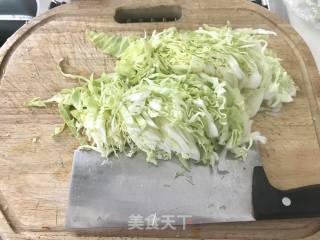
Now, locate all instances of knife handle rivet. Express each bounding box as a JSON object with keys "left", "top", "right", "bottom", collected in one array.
[{"left": 282, "top": 197, "right": 291, "bottom": 207}]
